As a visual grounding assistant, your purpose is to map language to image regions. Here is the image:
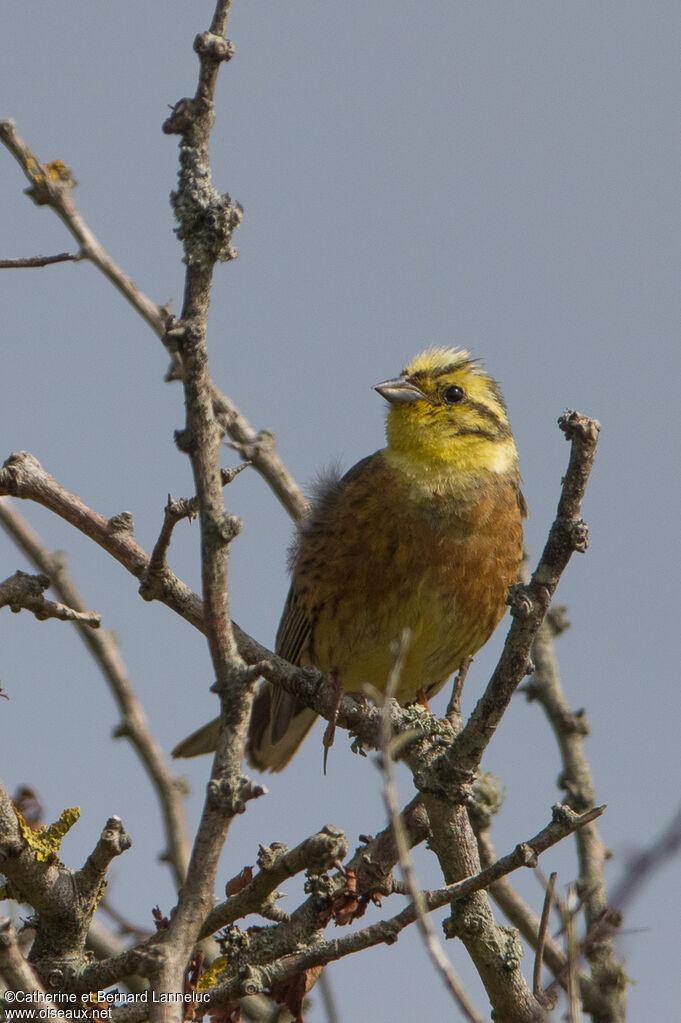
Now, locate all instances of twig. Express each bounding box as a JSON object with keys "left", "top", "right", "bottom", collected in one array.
[
  {"left": 144, "top": 4, "right": 272, "bottom": 1014},
  {"left": 475, "top": 827, "right": 576, "bottom": 994},
  {"left": 557, "top": 886, "right": 581, "bottom": 1023},
  {"left": 145, "top": 470, "right": 247, "bottom": 582},
  {"left": 75, "top": 817, "right": 133, "bottom": 904},
  {"left": 379, "top": 632, "right": 484, "bottom": 1023},
  {"left": 211, "top": 384, "right": 308, "bottom": 522},
  {"left": 0, "top": 780, "right": 134, "bottom": 988},
  {"left": 450, "top": 411, "right": 600, "bottom": 775},
  {"left": 199, "top": 804, "right": 604, "bottom": 1014},
  {"left": 0, "top": 252, "right": 79, "bottom": 268},
  {"left": 525, "top": 613, "right": 628, "bottom": 1015},
  {"left": 0, "top": 497, "right": 192, "bottom": 887},
  {"left": 199, "top": 826, "right": 348, "bottom": 939},
  {"left": 533, "top": 871, "right": 556, "bottom": 995},
  {"left": 146, "top": 494, "right": 199, "bottom": 579},
  {"left": 0, "top": 569, "right": 100, "bottom": 627},
  {"left": 0, "top": 119, "right": 167, "bottom": 335},
  {"left": 0, "top": 120, "right": 306, "bottom": 522},
  {"left": 445, "top": 654, "right": 473, "bottom": 730}
]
